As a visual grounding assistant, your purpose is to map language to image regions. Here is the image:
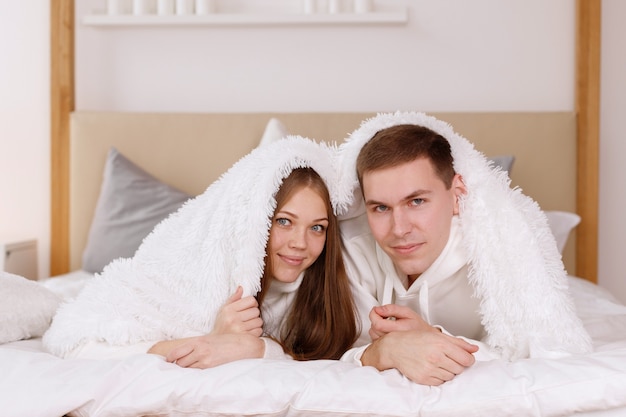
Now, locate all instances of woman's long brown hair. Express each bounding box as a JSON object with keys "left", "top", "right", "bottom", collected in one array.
[{"left": 256, "top": 167, "right": 358, "bottom": 360}]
